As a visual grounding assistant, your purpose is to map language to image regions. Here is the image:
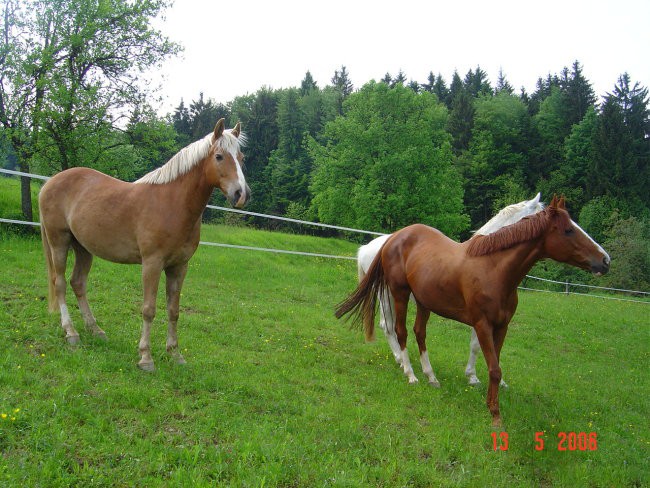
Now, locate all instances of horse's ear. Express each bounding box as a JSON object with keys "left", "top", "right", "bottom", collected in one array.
[
  {"left": 232, "top": 122, "right": 241, "bottom": 138},
  {"left": 212, "top": 118, "right": 225, "bottom": 142},
  {"left": 558, "top": 195, "right": 566, "bottom": 210},
  {"left": 549, "top": 194, "right": 559, "bottom": 208}
]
